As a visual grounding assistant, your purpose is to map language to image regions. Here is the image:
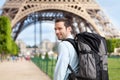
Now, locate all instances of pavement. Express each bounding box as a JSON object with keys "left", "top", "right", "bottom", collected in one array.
[{"left": 0, "top": 59, "right": 51, "bottom": 80}]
